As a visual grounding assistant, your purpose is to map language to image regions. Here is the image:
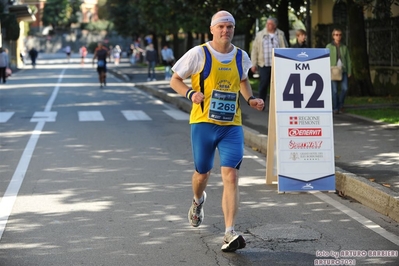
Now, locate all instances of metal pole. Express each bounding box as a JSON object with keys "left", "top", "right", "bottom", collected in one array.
[
  {"left": 306, "top": 0, "right": 312, "bottom": 47},
  {"left": 0, "top": 22, "right": 2, "bottom": 48},
  {"left": 391, "top": 19, "right": 393, "bottom": 67}
]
